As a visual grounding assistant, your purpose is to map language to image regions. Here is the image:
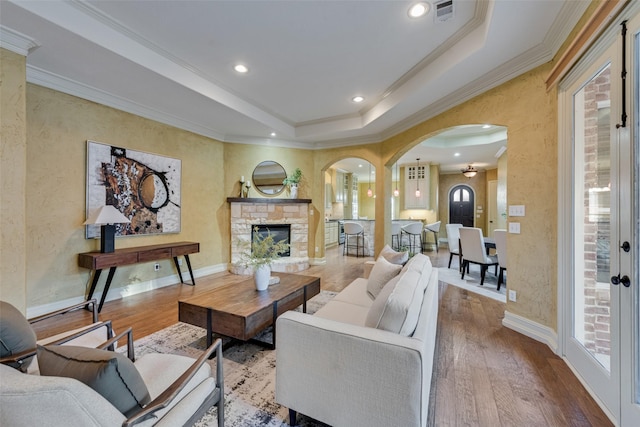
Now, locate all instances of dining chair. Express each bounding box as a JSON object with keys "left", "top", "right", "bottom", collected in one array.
[
  {"left": 445, "top": 223, "right": 463, "bottom": 269},
  {"left": 424, "top": 221, "right": 441, "bottom": 253},
  {"left": 401, "top": 222, "right": 424, "bottom": 255},
  {"left": 493, "top": 229, "right": 507, "bottom": 290},
  {"left": 458, "top": 227, "right": 499, "bottom": 287},
  {"left": 391, "top": 222, "right": 401, "bottom": 251},
  {"left": 343, "top": 221, "right": 364, "bottom": 257}
]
